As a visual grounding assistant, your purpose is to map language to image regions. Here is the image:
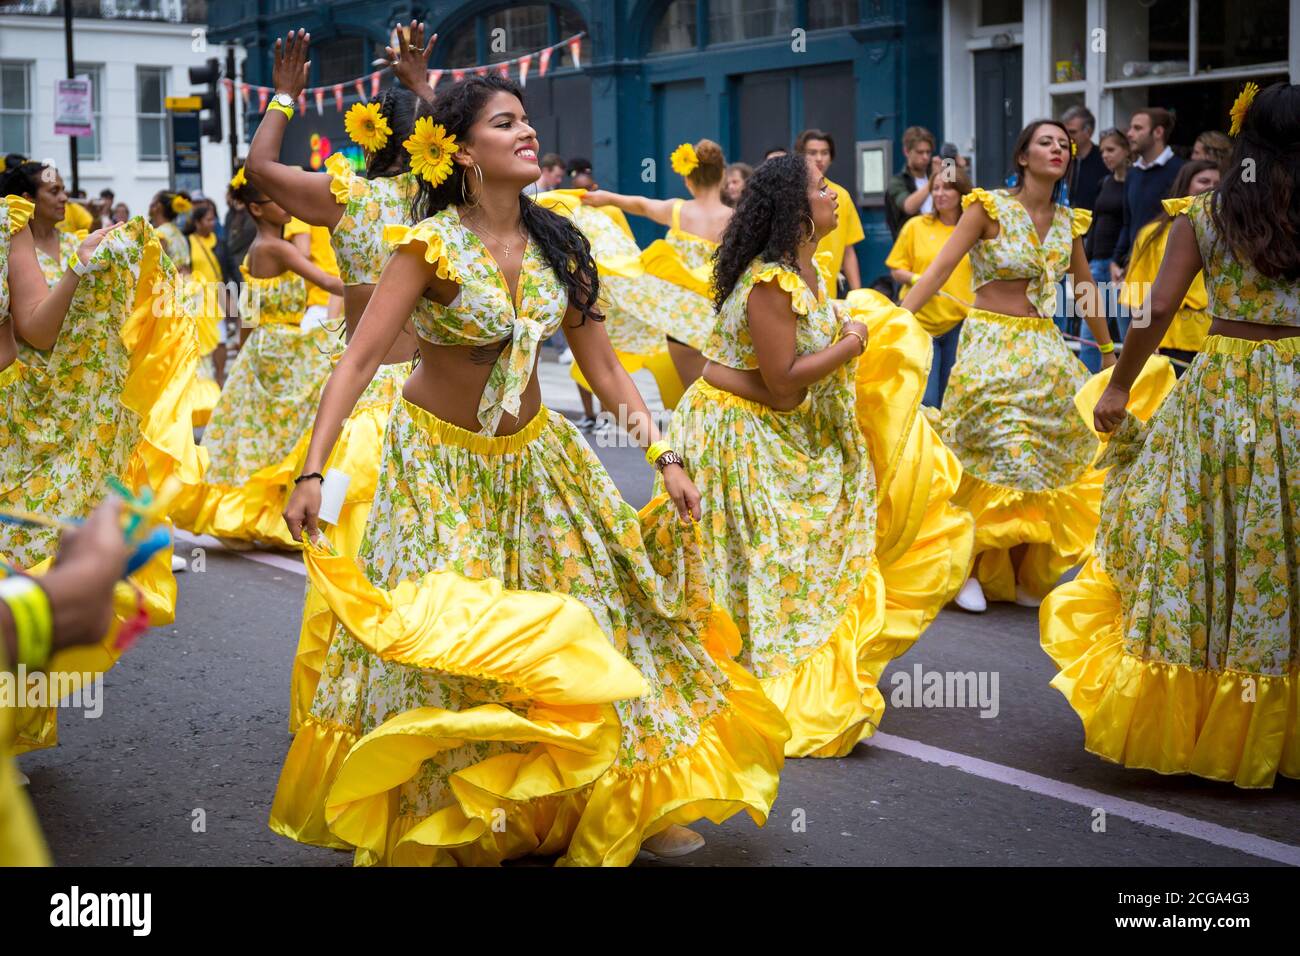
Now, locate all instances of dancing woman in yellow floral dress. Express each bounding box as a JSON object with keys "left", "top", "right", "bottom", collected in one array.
[
  {"left": 275, "top": 75, "right": 787, "bottom": 866},
  {"left": 662, "top": 155, "right": 971, "bottom": 757},
  {"left": 1044, "top": 82, "right": 1300, "bottom": 788},
  {"left": 580, "top": 139, "right": 731, "bottom": 389},
  {"left": 901, "top": 120, "right": 1123, "bottom": 612}
]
